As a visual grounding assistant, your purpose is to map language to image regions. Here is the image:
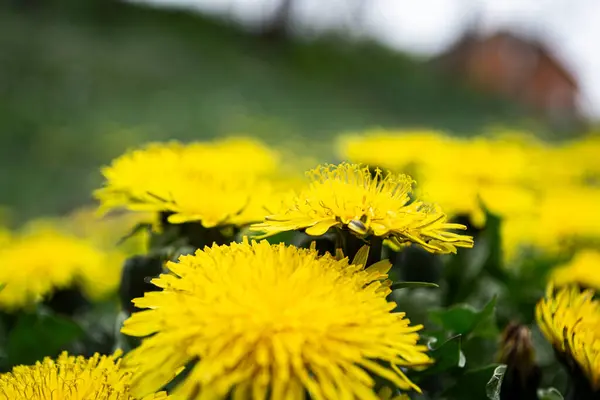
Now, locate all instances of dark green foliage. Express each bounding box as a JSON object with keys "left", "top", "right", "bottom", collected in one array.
[{"left": 2, "top": 309, "right": 84, "bottom": 370}]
